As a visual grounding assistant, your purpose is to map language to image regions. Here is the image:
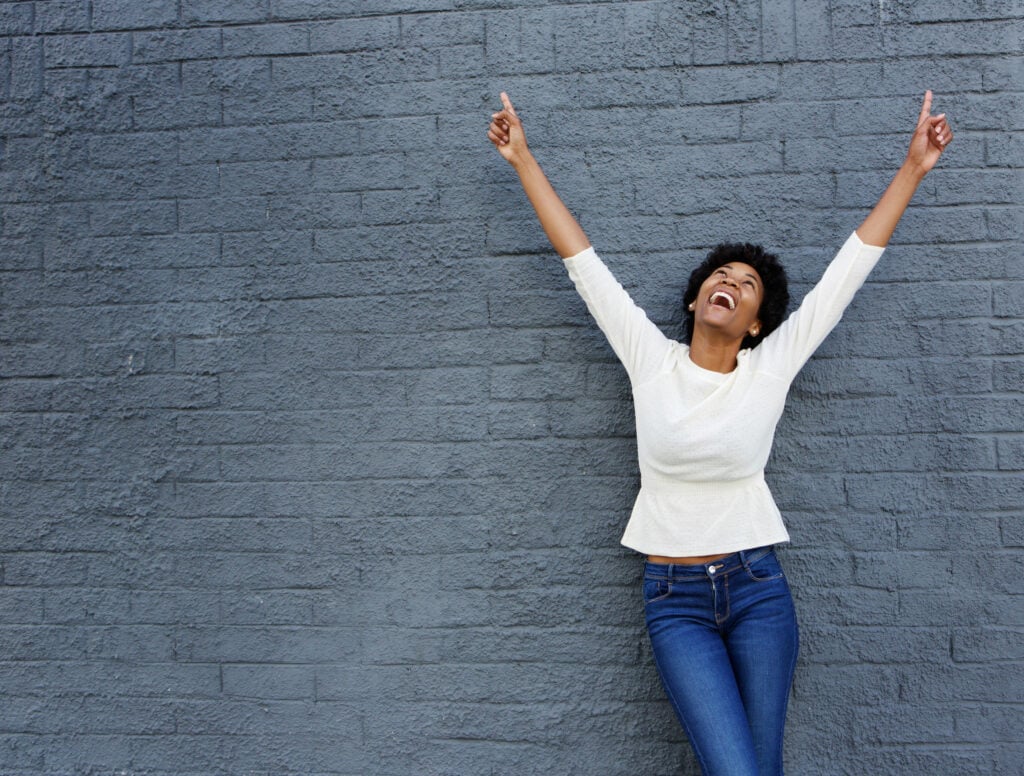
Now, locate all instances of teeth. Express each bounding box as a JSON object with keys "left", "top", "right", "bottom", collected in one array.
[{"left": 710, "top": 291, "right": 736, "bottom": 310}]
